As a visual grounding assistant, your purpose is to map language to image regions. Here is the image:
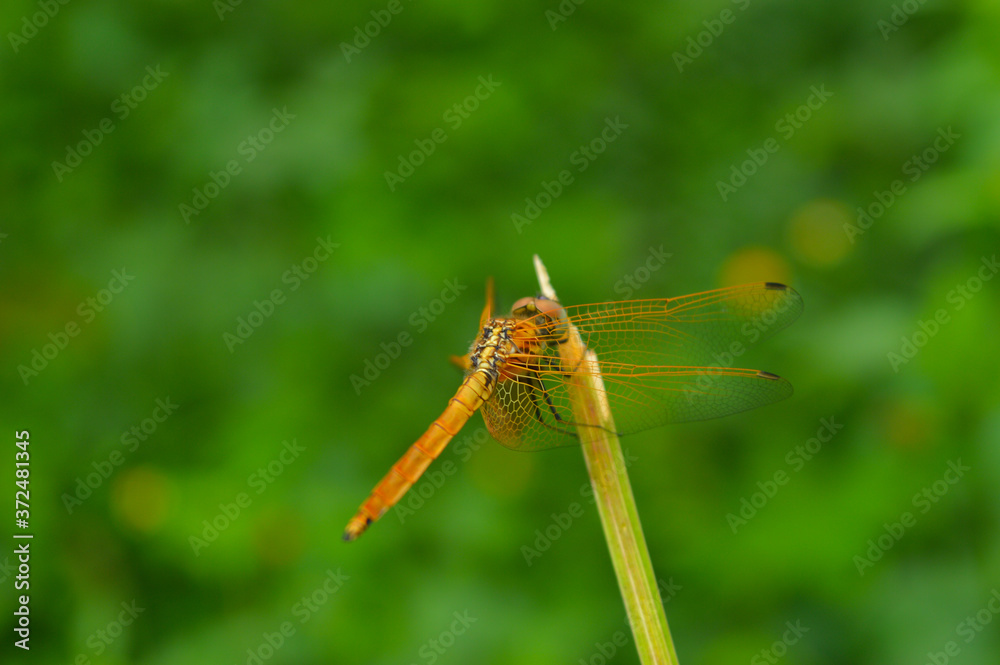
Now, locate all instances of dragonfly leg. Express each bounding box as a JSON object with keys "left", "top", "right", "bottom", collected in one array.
[
  {"left": 531, "top": 356, "right": 623, "bottom": 438},
  {"left": 449, "top": 352, "right": 473, "bottom": 371},
  {"left": 515, "top": 372, "right": 577, "bottom": 438},
  {"left": 509, "top": 373, "right": 548, "bottom": 427}
]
